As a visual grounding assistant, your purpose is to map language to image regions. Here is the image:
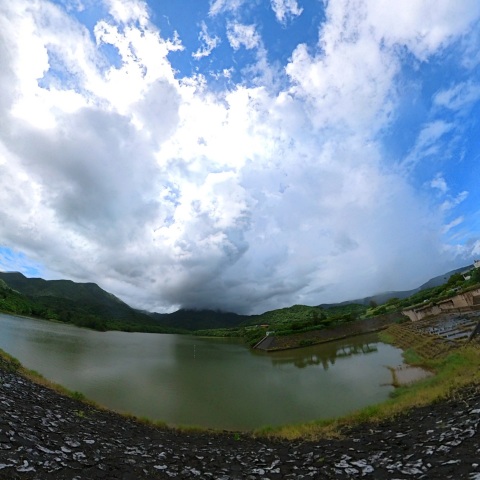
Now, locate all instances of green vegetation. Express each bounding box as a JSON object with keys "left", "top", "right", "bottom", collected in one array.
[
  {"left": 0, "top": 273, "right": 183, "bottom": 334},
  {"left": 238, "top": 303, "right": 368, "bottom": 346},
  {"left": 1, "top": 266, "right": 478, "bottom": 342},
  {"left": 0, "top": 347, "right": 21, "bottom": 373},
  {"left": 151, "top": 308, "right": 247, "bottom": 331},
  {"left": 0, "top": 272, "right": 371, "bottom": 343},
  {"left": 194, "top": 327, "right": 244, "bottom": 338},
  {"left": 248, "top": 303, "right": 367, "bottom": 330},
  {"left": 71, "top": 391, "right": 87, "bottom": 401}
]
